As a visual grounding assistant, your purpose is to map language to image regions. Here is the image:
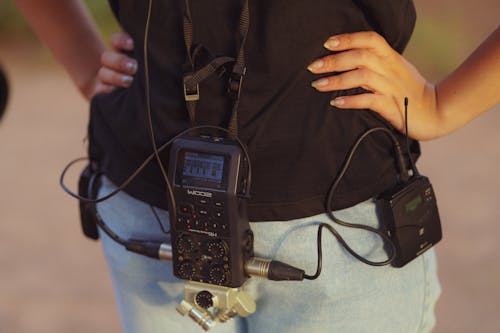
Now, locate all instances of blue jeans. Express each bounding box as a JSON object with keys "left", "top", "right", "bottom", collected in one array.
[{"left": 97, "top": 176, "right": 441, "bottom": 333}]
